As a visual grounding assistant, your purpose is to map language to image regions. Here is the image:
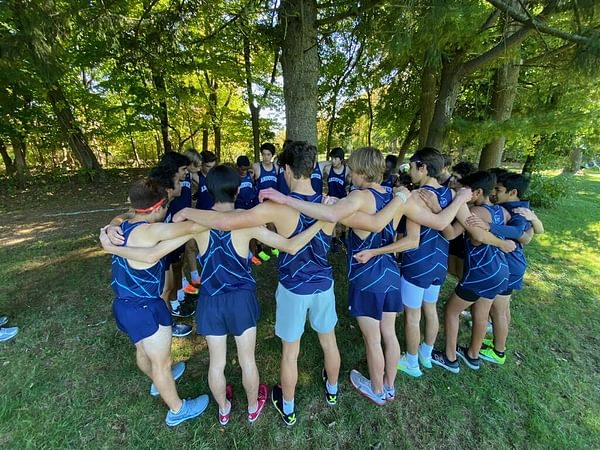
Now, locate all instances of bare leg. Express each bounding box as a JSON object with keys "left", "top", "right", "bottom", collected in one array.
[
  {"left": 135, "top": 345, "right": 153, "bottom": 378},
  {"left": 422, "top": 301, "right": 439, "bottom": 346},
  {"left": 281, "top": 339, "right": 301, "bottom": 402},
  {"left": 317, "top": 330, "right": 340, "bottom": 385},
  {"left": 489, "top": 294, "right": 510, "bottom": 352},
  {"left": 205, "top": 335, "right": 229, "bottom": 413},
  {"left": 444, "top": 293, "right": 472, "bottom": 361},
  {"left": 380, "top": 312, "right": 400, "bottom": 388},
  {"left": 356, "top": 316, "right": 384, "bottom": 394},
  {"left": 139, "top": 325, "right": 182, "bottom": 411},
  {"left": 404, "top": 307, "right": 421, "bottom": 355},
  {"left": 183, "top": 239, "right": 198, "bottom": 280},
  {"left": 234, "top": 327, "right": 259, "bottom": 410},
  {"left": 469, "top": 299, "right": 494, "bottom": 359}
]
